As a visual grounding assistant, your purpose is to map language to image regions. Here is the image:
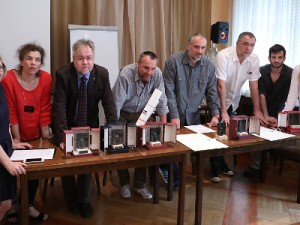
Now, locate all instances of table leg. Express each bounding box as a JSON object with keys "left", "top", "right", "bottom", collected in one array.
[
  {"left": 195, "top": 152, "right": 203, "bottom": 225},
  {"left": 20, "top": 175, "right": 29, "bottom": 225},
  {"left": 297, "top": 166, "right": 300, "bottom": 203},
  {"left": 177, "top": 154, "right": 187, "bottom": 225},
  {"left": 167, "top": 163, "right": 174, "bottom": 201},
  {"left": 153, "top": 165, "right": 159, "bottom": 204},
  {"left": 259, "top": 151, "right": 267, "bottom": 182}
]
